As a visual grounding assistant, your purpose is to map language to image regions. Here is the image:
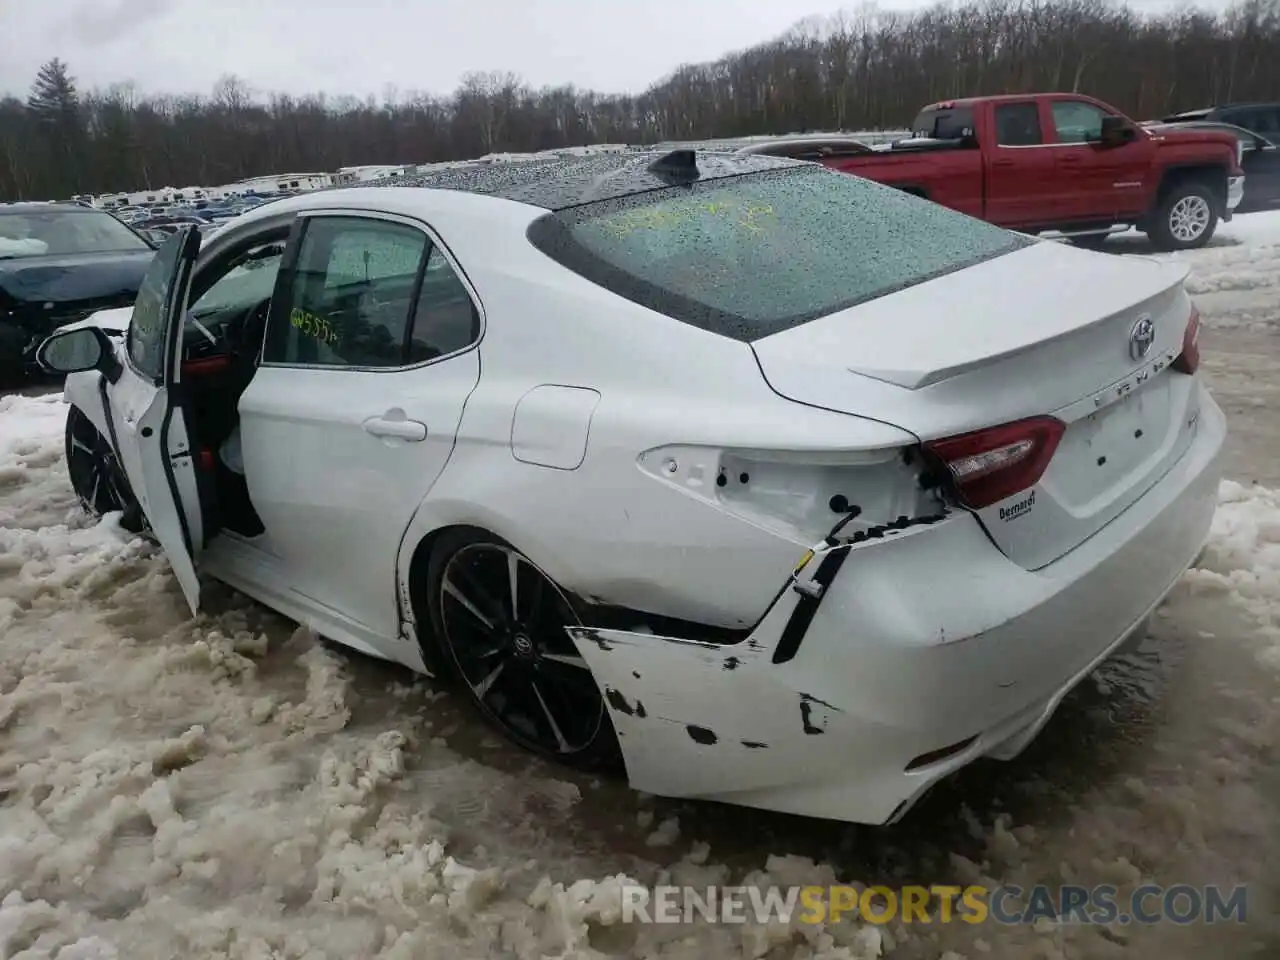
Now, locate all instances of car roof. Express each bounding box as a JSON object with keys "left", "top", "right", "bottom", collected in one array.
[
  {"left": 918, "top": 93, "right": 1104, "bottom": 110},
  {"left": 1153, "top": 119, "right": 1247, "bottom": 132},
  {"left": 736, "top": 136, "right": 870, "bottom": 153},
  {"left": 358, "top": 150, "right": 802, "bottom": 211}
]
